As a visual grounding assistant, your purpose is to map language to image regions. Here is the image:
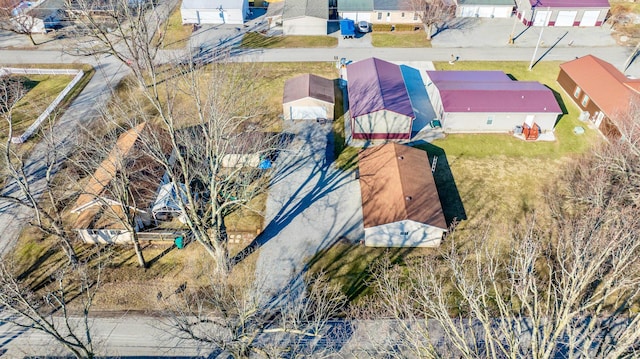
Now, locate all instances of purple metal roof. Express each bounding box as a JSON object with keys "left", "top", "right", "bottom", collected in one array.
[
  {"left": 347, "top": 58, "right": 414, "bottom": 118},
  {"left": 527, "top": 0, "right": 609, "bottom": 7},
  {"left": 427, "top": 70, "right": 562, "bottom": 113}
]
